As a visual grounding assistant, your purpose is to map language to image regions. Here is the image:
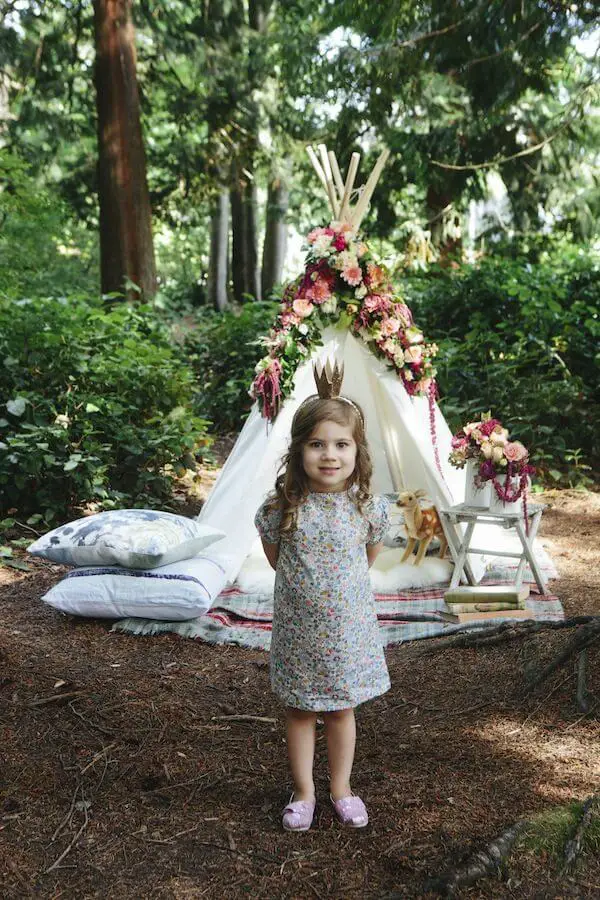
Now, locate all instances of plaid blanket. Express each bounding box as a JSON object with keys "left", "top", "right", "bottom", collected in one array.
[{"left": 113, "top": 574, "right": 563, "bottom": 649}]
